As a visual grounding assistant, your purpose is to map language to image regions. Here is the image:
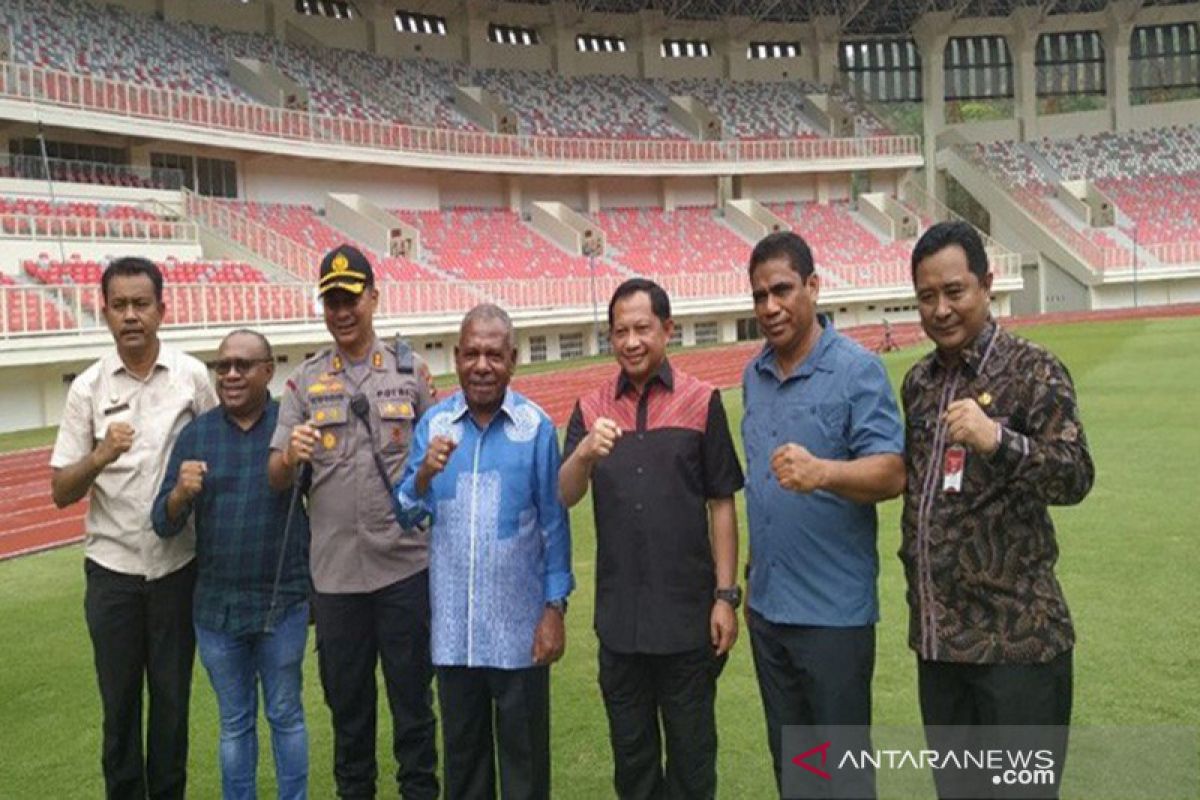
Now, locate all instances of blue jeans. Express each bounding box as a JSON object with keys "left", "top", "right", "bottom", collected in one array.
[{"left": 195, "top": 601, "right": 309, "bottom": 800}]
